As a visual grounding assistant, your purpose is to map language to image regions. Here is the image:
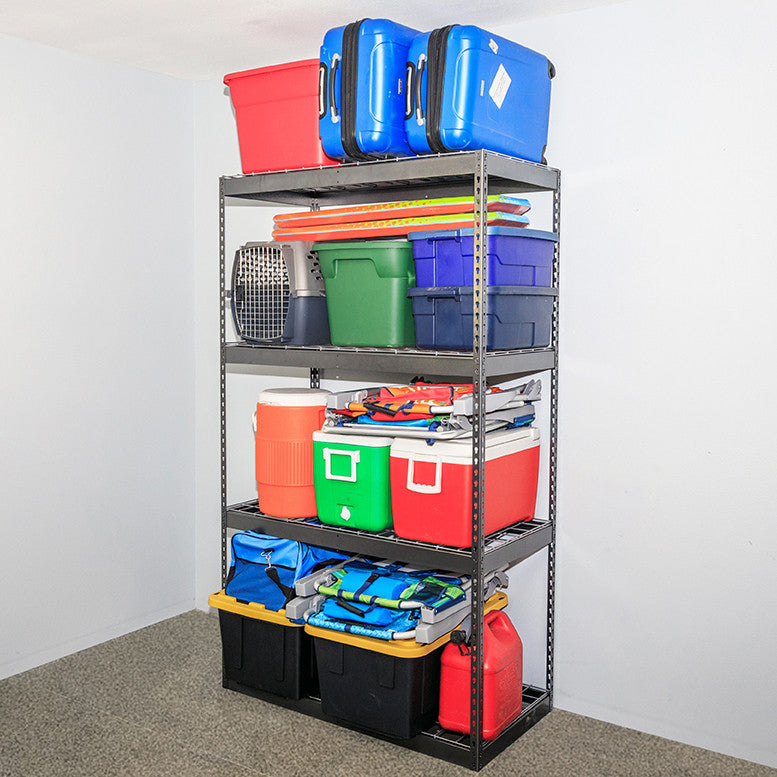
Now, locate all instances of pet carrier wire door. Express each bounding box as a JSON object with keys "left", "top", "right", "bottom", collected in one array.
[
  {"left": 231, "top": 241, "right": 330, "bottom": 345},
  {"left": 232, "top": 242, "right": 290, "bottom": 342}
]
